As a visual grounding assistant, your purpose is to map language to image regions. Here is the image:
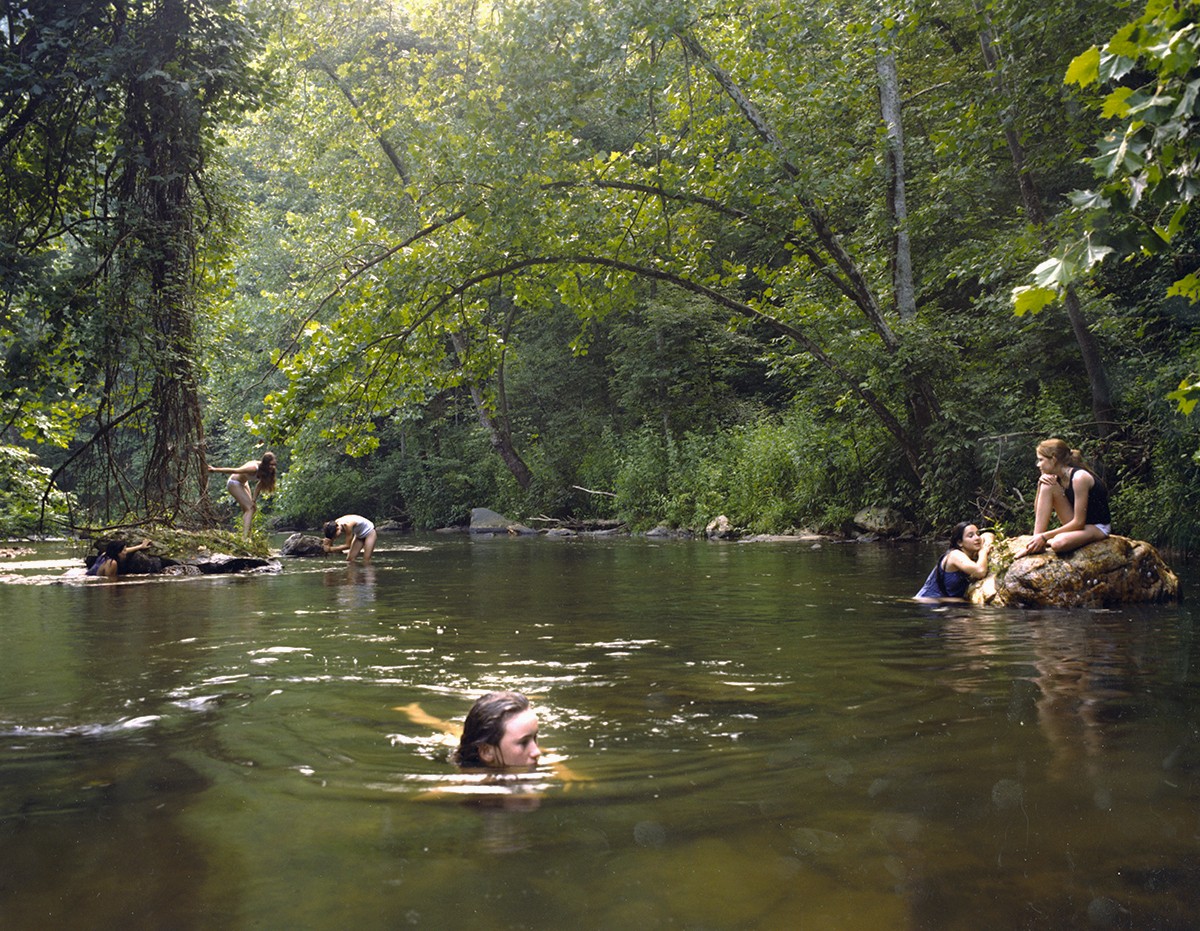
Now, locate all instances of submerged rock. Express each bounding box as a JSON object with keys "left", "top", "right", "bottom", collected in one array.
[
  {"left": 159, "top": 554, "right": 280, "bottom": 576},
  {"left": 969, "top": 535, "right": 1179, "bottom": 607}
]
